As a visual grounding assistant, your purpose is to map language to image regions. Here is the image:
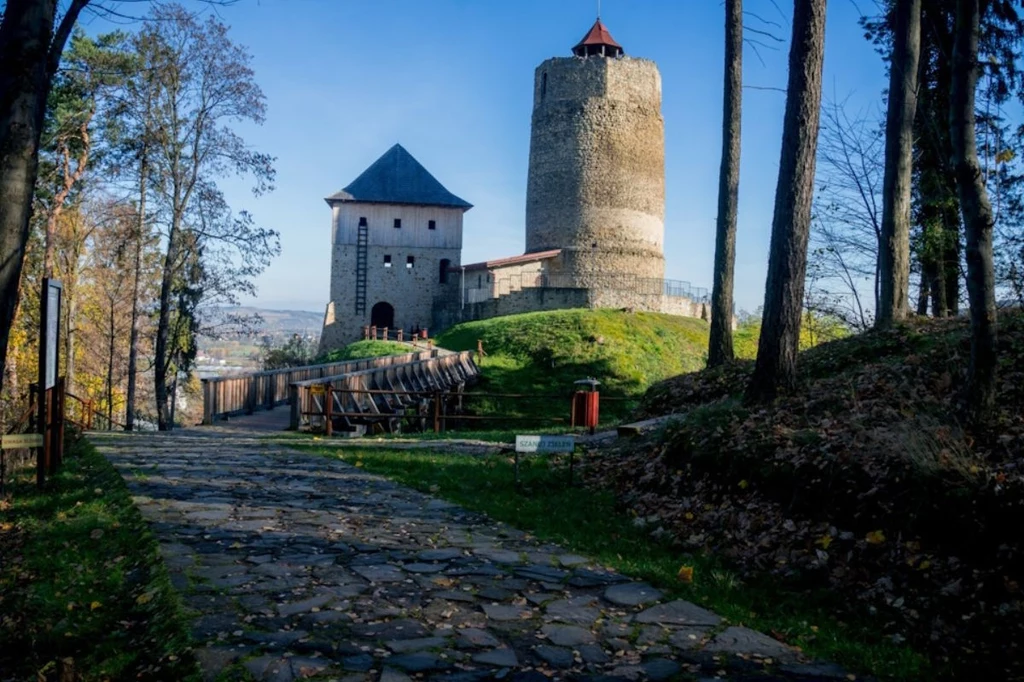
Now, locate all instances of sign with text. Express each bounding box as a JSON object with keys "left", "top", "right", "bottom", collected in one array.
[
  {"left": 2, "top": 433, "right": 44, "bottom": 449},
  {"left": 515, "top": 435, "right": 576, "bottom": 454},
  {"left": 42, "top": 280, "right": 62, "bottom": 390},
  {"left": 310, "top": 384, "right": 326, "bottom": 396}
]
